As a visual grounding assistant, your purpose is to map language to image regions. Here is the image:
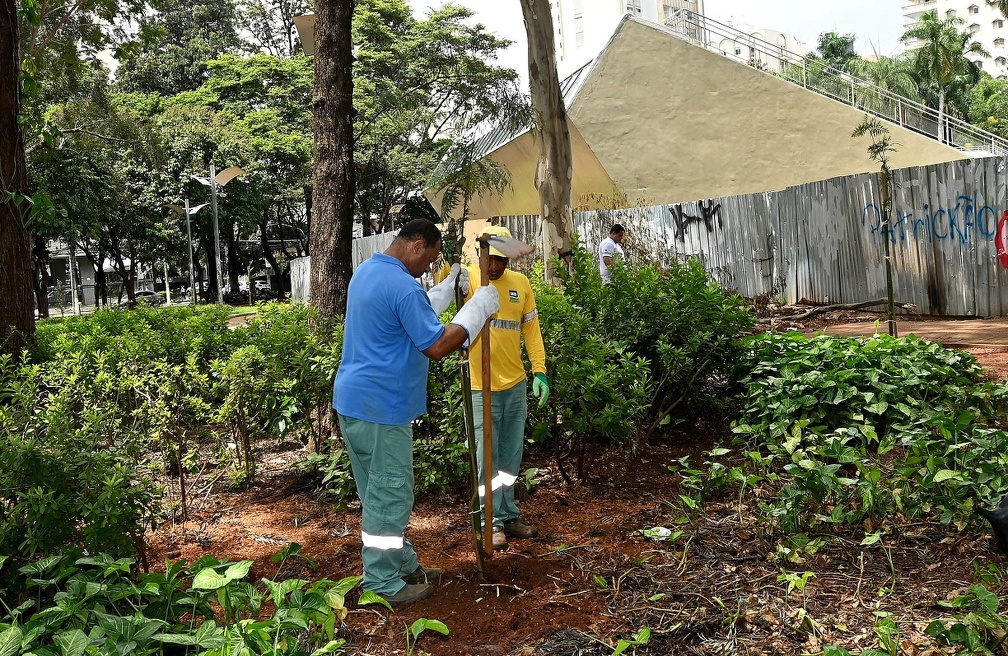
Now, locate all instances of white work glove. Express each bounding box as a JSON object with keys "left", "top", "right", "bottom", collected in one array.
[
  {"left": 450, "top": 285, "right": 499, "bottom": 347},
  {"left": 427, "top": 264, "right": 471, "bottom": 314}
]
